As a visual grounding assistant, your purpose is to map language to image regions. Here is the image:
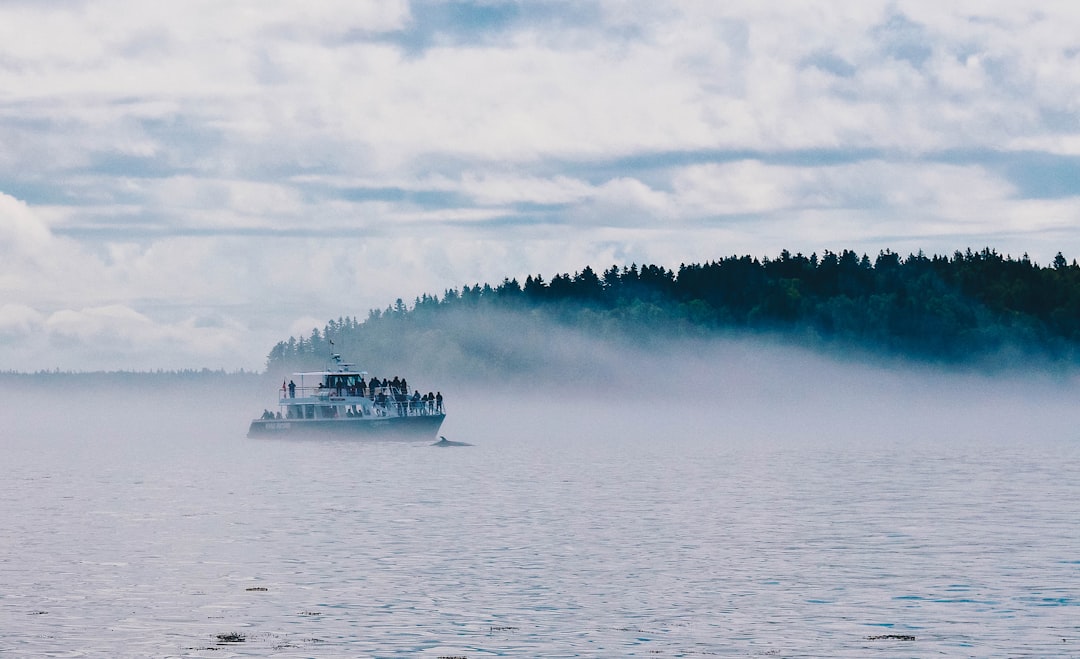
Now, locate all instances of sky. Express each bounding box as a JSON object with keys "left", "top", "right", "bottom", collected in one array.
[{"left": 2, "top": 1, "right": 1079, "bottom": 372}]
